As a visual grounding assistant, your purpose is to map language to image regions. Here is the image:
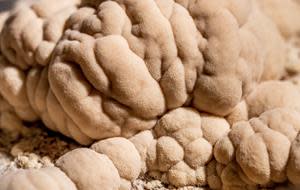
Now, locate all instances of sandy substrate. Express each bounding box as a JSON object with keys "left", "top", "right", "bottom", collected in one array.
[{"left": 0, "top": 123, "right": 79, "bottom": 175}]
